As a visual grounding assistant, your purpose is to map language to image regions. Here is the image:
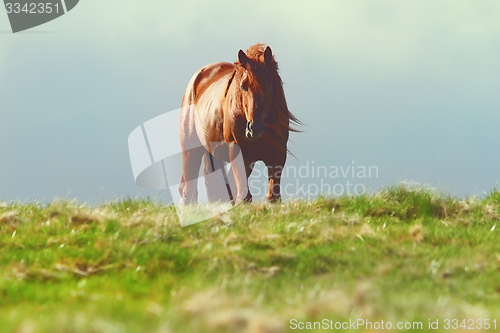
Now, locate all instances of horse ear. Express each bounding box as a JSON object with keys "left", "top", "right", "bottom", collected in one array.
[
  {"left": 264, "top": 46, "right": 273, "bottom": 65},
  {"left": 238, "top": 50, "right": 249, "bottom": 65}
]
